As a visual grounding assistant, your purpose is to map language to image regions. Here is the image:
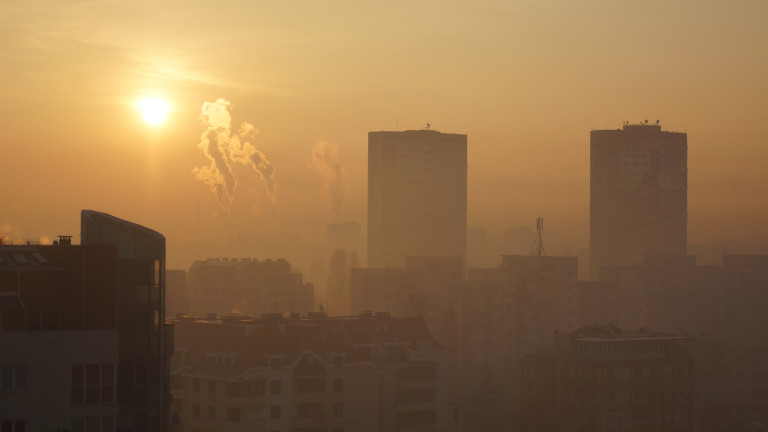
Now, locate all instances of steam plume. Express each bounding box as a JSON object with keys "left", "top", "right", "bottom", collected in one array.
[
  {"left": 308, "top": 141, "right": 347, "bottom": 218},
  {"left": 193, "top": 99, "right": 276, "bottom": 207}
]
